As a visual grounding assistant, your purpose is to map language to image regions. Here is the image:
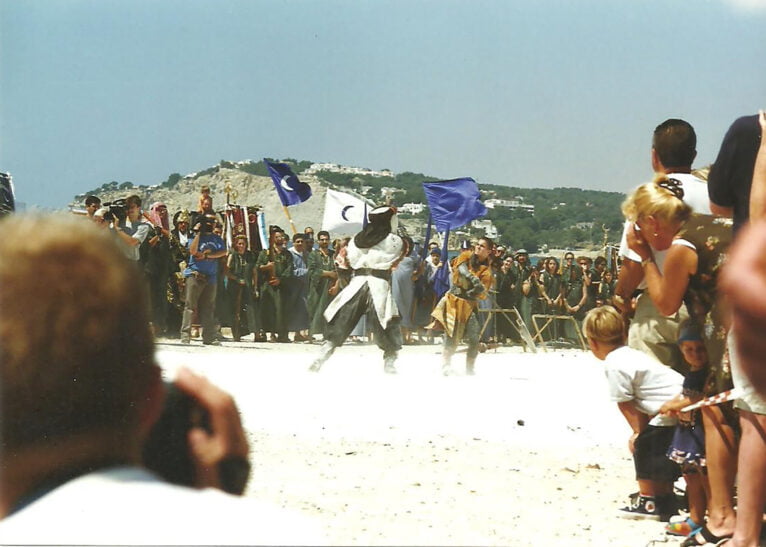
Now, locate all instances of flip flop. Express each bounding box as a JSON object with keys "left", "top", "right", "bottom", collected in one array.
[
  {"left": 665, "top": 516, "right": 702, "bottom": 537},
  {"left": 680, "top": 525, "right": 733, "bottom": 546}
]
